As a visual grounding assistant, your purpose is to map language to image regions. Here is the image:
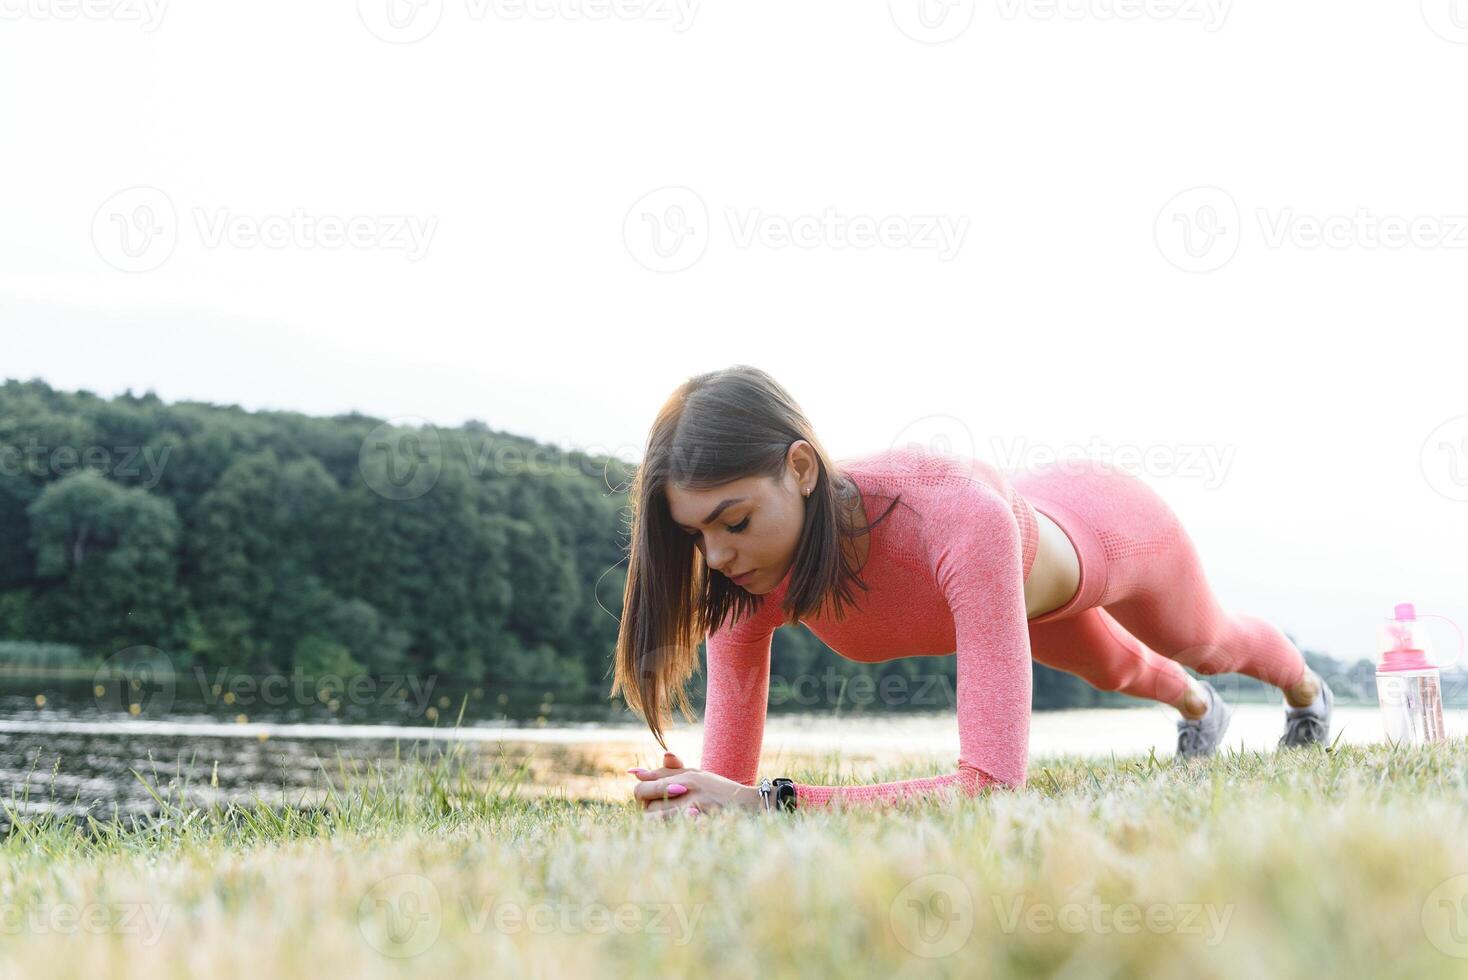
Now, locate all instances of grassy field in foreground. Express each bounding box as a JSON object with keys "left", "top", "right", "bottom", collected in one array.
[{"left": 5, "top": 740, "right": 1468, "bottom": 979}]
